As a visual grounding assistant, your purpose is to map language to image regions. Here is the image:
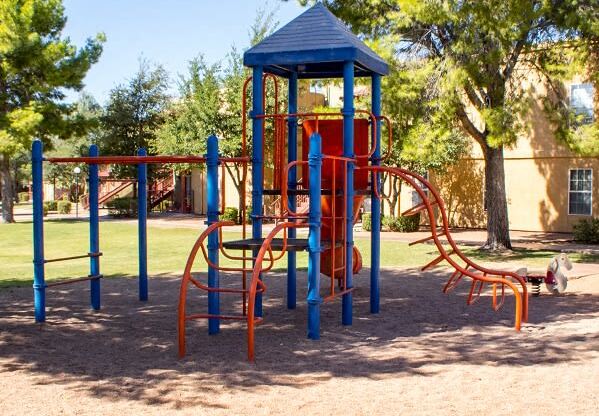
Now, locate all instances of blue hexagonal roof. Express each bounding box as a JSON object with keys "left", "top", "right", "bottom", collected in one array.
[{"left": 243, "top": 3, "right": 388, "bottom": 78}]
